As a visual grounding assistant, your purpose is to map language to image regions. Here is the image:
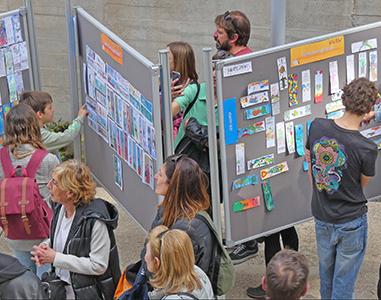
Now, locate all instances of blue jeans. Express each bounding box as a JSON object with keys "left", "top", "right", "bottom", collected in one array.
[
  {"left": 315, "top": 214, "right": 367, "bottom": 300},
  {"left": 13, "top": 249, "right": 51, "bottom": 279}
]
